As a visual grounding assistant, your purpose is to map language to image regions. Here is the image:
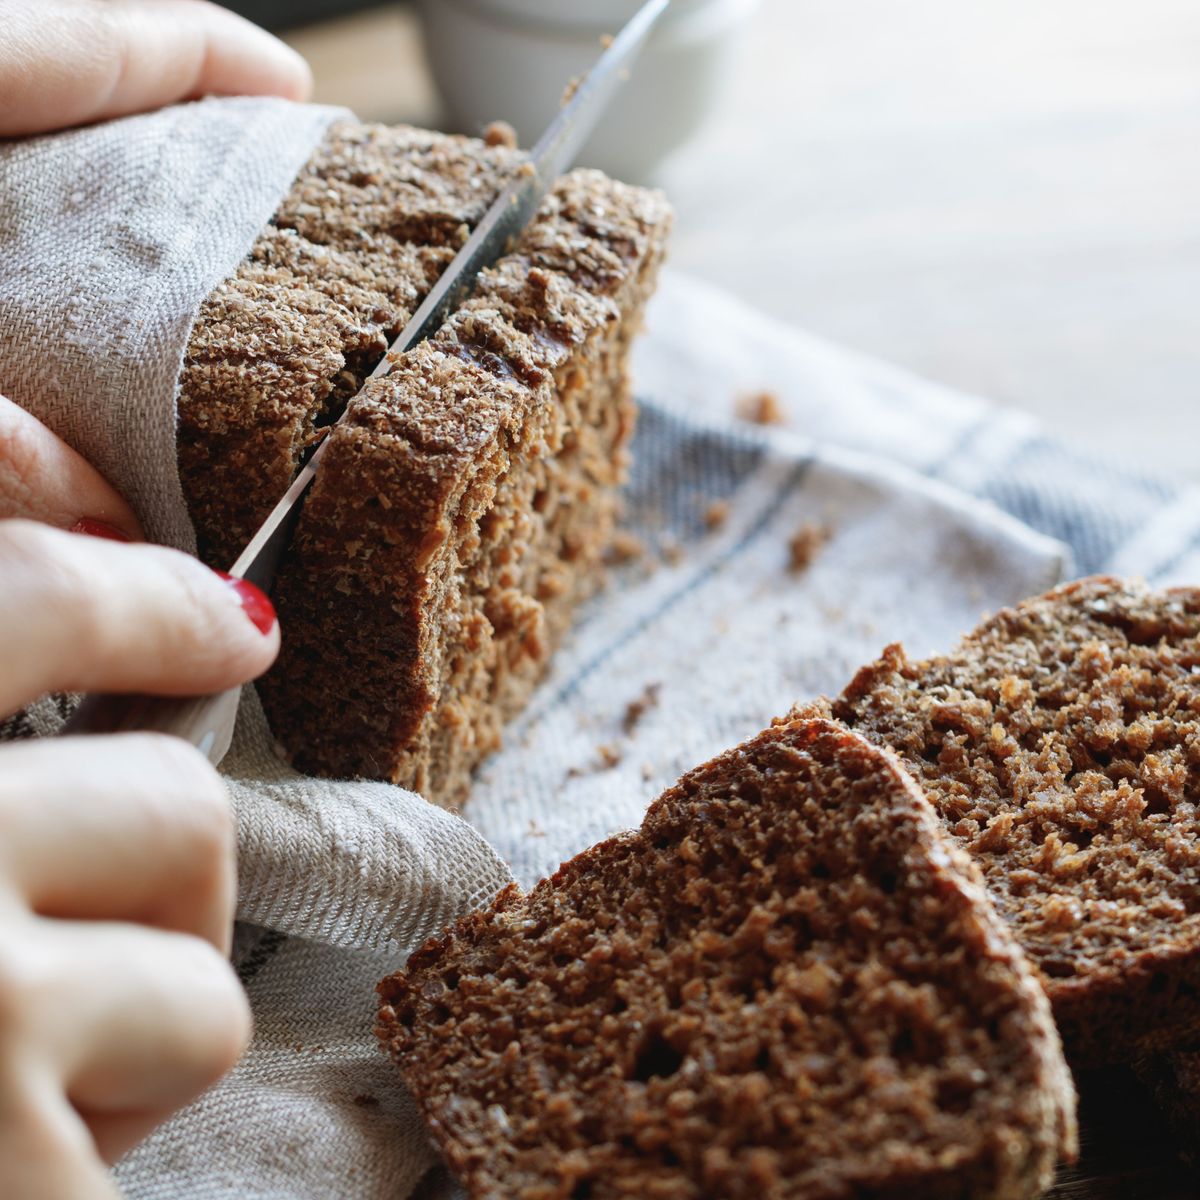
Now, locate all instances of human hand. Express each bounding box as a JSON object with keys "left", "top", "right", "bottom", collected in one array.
[
  {"left": 0, "top": 2, "right": 295, "bottom": 1187},
  {"left": 0, "top": 0, "right": 311, "bottom": 524},
  {"left": 0, "top": 518, "right": 280, "bottom": 1196},
  {"left": 0, "top": 66, "right": 284, "bottom": 1167},
  {"left": 0, "top": 0, "right": 311, "bottom": 139},
  {"left": 0, "top": 393, "right": 144, "bottom": 539}
]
